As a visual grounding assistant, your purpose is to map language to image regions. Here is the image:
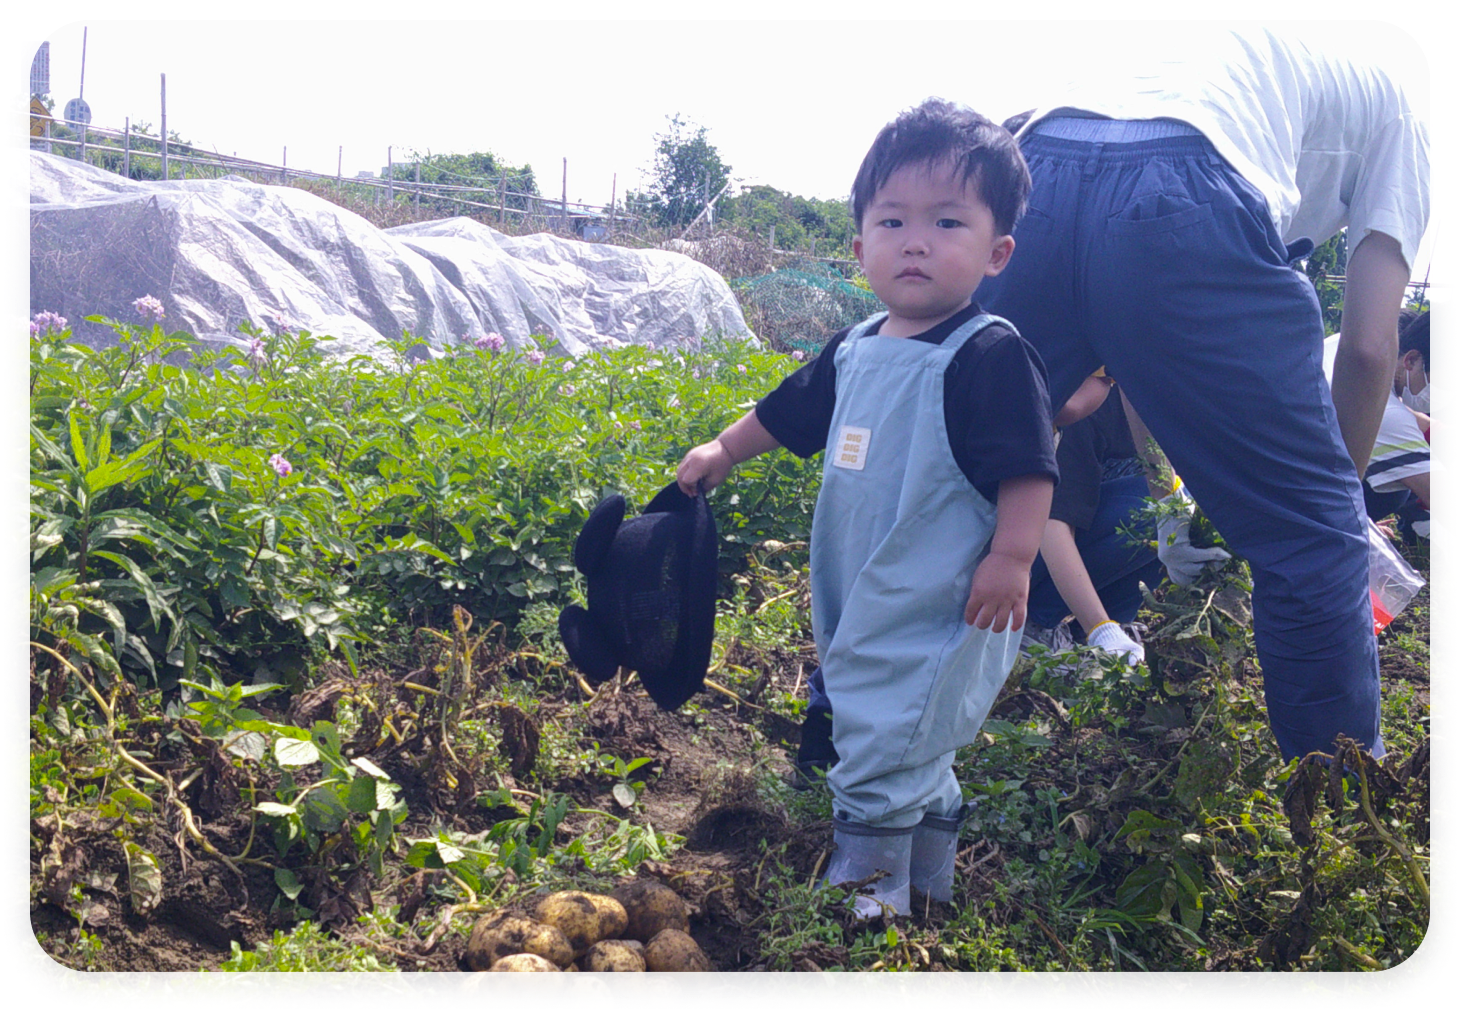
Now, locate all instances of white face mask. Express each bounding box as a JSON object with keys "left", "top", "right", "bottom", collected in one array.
[{"left": 1401, "top": 370, "right": 1430, "bottom": 413}]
